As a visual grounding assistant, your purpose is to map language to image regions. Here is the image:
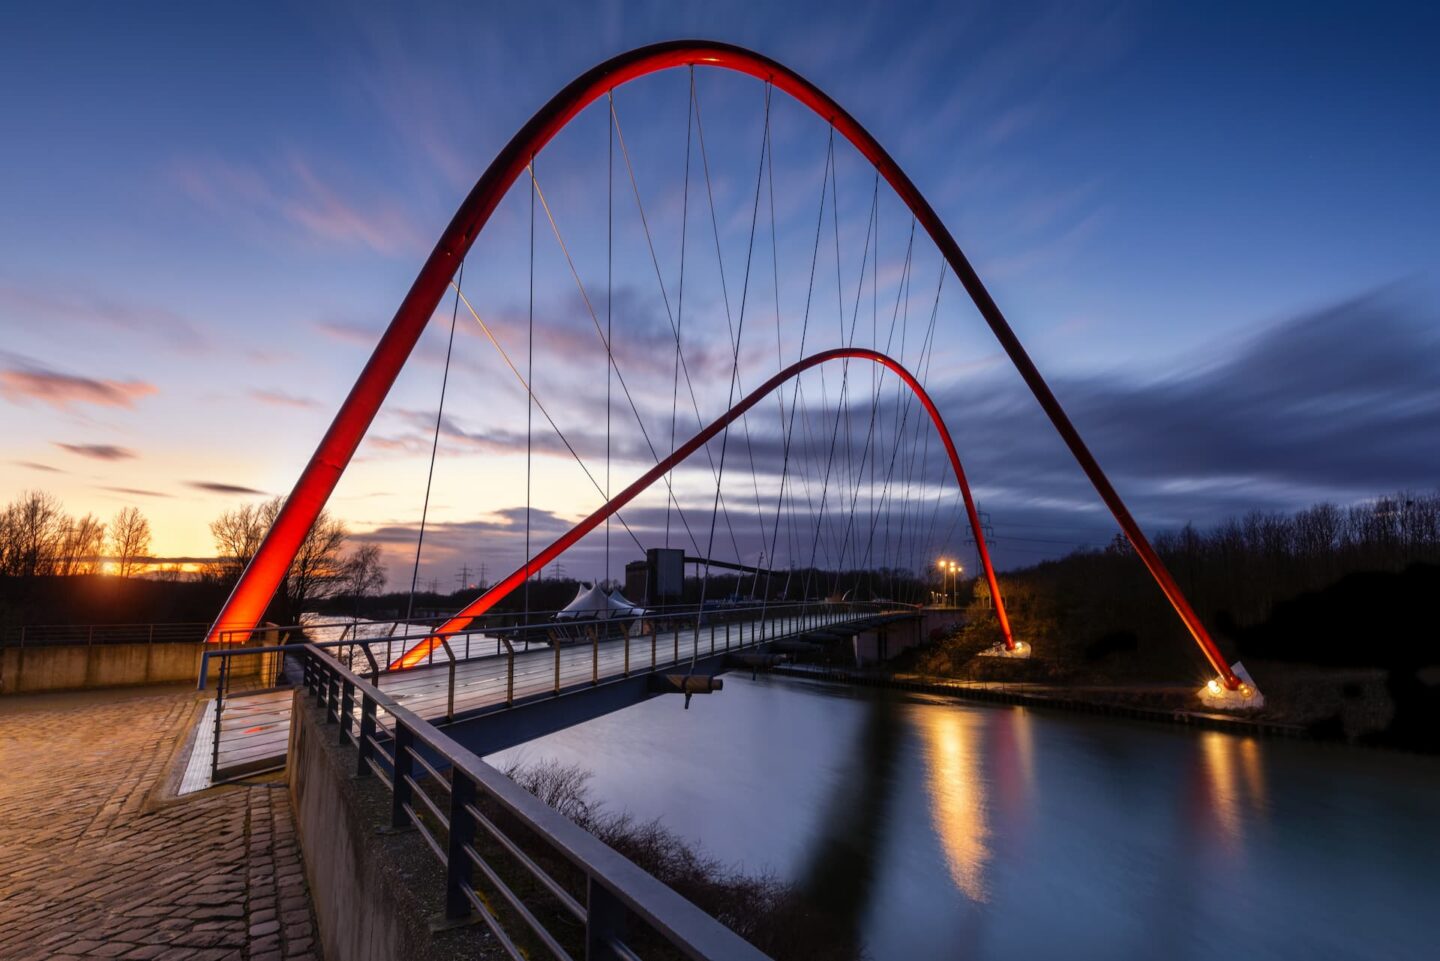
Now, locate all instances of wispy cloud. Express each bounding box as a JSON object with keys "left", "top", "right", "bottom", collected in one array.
[
  {"left": 250, "top": 388, "right": 321, "bottom": 410},
  {"left": 173, "top": 154, "right": 426, "bottom": 256},
  {"left": 14, "top": 460, "right": 64, "bottom": 473},
  {"left": 187, "top": 481, "right": 268, "bottom": 496},
  {"left": 100, "top": 486, "right": 170, "bottom": 498},
  {"left": 0, "top": 280, "right": 209, "bottom": 352},
  {"left": 0, "top": 356, "right": 157, "bottom": 411},
  {"left": 55, "top": 442, "right": 137, "bottom": 461}
]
